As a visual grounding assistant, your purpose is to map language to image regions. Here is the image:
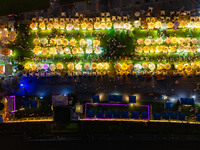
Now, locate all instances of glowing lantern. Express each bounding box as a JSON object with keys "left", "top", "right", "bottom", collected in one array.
[
  {"left": 94, "top": 47, "right": 101, "bottom": 54},
  {"left": 97, "top": 63, "right": 103, "bottom": 70},
  {"left": 43, "top": 64, "right": 49, "bottom": 70},
  {"left": 177, "top": 64, "right": 184, "bottom": 70},
  {"left": 73, "top": 23, "right": 79, "bottom": 30},
  {"left": 93, "top": 40, "right": 100, "bottom": 47},
  {"left": 31, "top": 64, "right": 37, "bottom": 71},
  {"left": 121, "top": 64, "right": 128, "bottom": 70},
  {"left": 0, "top": 48, "right": 11, "bottom": 56},
  {"left": 8, "top": 31, "right": 16, "bottom": 42},
  {"left": 87, "top": 23, "right": 93, "bottom": 30},
  {"left": 128, "top": 64, "right": 134, "bottom": 70},
  {"left": 143, "top": 46, "right": 149, "bottom": 53},
  {"left": 151, "top": 39, "right": 156, "bottom": 45},
  {"left": 40, "top": 38, "right": 47, "bottom": 45},
  {"left": 24, "top": 63, "right": 31, "bottom": 70},
  {"left": 113, "top": 22, "right": 119, "bottom": 29},
  {"left": 187, "top": 21, "right": 194, "bottom": 28},
  {"left": 101, "top": 23, "right": 106, "bottom": 29},
  {"left": 191, "top": 45, "right": 197, "bottom": 52},
  {"left": 62, "top": 39, "right": 69, "bottom": 46},
  {"left": 33, "top": 38, "right": 40, "bottom": 45},
  {"left": 64, "top": 47, "right": 71, "bottom": 54},
  {"left": 174, "top": 22, "right": 179, "bottom": 29},
  {"left": 56, "top": 63, "right": 63, "bottom": 70},
  {"left": 133, "top": 20, "right": 141, "bottom": 28},
  {"left": 57, "top": 46, "right": 64, "bottom": 54},
  {"left": 53, "top": 22, "right": 59, "bottom": 29},
  {"left": 157, "top": 64, "right": 164, "bottom": 70},
  {"left": 137, "top": 39, "right": 144, "bottom": 45},
  {"left": 185, "top": 37, "right": 191, "bottom": 44},
  {"left": 148, "top": 22, "right": 155, "bottom": 29},
  {"left": 134, "top": 64, "right": 142, "bottom": 70},
  {"left": 150, "top": 46, "right": 156, "bottom": 53},
  {"left": 41, "top": 48, "right": 48, "bottom": 55},
  {"left": 91, "top": 63, "right": 97, "bottom": 69},
  {"left": 33, "top": 46, "right": 40, "bottom": 54},
  {"left": 1, "top": 29, "right": 8, "bottom": 37},
  {"left": 161, "top": 22, "right": 167, "bottom": 30},
  {"left": 119, "top": 22, "right": 124, "bottom": 29},
  {"left": 84, "top": 63, "right": 91, "bottom": 70},
  {"left": 86, "top": 39, "right": 92, "bottom": 46},
  {"left": 167, "top": 22, "right": 174, "bottom": 28},
  {"left": 142, "top": 22, "right": 148, "bottom": 29},
  {"left": 69, "top": 39, "right": 76, "bottom": 46},
  {"left": 186, "top": 66, "right": 192, "bottom": 72},
  {"left": 164, "top": 63, "right": 171, "bottom": 70},
  {"left": 94, "top": 22, "right": 100, "bottom": 29},
  {"left": 156, "top": 46, "right": 163, "bottom": 52},
  {"left": 195, "top": 22, "right": 200, "bottom": 28},
  {"left": 60, "top": 22, "right": 65, "bottom": 29},
  {"left": 156, "top": 38, "right": 163, "bottom": 45},
  {"left": 67, "top": 24, "right": 73, "bottom": 30},
  {"left": 30, "top": 22, "right": 37, "bottom": 30},
  {"left": 56, "top": 39, "right": 62, "bottom": 45},
  {"left": 79, "top": 39, "right": 86, "bottom": 46},
  {"left": 155, "top": 21, "right": 162, "bottom": 28},
  {"left": 165, "top": 38, "right": 171, "bottom": 44},
  {"left": 178, "top": 46, "right": 185, "bottom": 52},
  {"left": 81, "top": 22, "right": 87, "bottom": 29},
  {"left": 171, "top": 37, "right": 177, "bottom": 44},
  {"left": 37, "top": 63, "right": 43, "bottom": 70},
  {"left": 191, "top": 38, "right": 198, "bottom": 44},
  {"left": 178, "top": 38, "right": 185, "bottom": 45},
  {"left": 75, "top": 64, "right": 82, "bottom": 70},
  {"left": 186, "top": 46, "right": 191, "bottom": 52},
  {"left": 144, "top": 39, "right": 151, "bottom": 45},
  {"left": 163, "top": 46, "right": 168, "bottom": 53},
  {"left": 135, "top": 46, "right": 143, "bottom": 53},
  {"left": 86, "top": 46, "right": 93, "bottom": 54},
  {"left": 39, "top": 22, "right": 45, "bottom": 30},
  {"left": 114, "top": 63, "right": 121, "bottom": 70},
  {"left": 142, "top": 63, "right": 148, "bottom": 69},
  {"left": 47, "top": 23, "right": 53, "bottom": 30},
  {"left": 2, "top": 37, "right": 9, "bottom": 45},
  {"left": 191, "top": 63, "right": 198, "bottom": 69},
  {"left": 180, "top": 21, "right": 187, "bottom": 28},
  {"left": 77, "top": 47, "right": 83, "bottom": 53},
  {"left": 50, "top": 39, "right": 56, "bottom": 46},
  {"left": 49, "top": 64, "right": 56, "bottom": 71},
  {"left": 67, "top": 63, "right": 74, "bottom": 70},
  {"left": 49, "top": 47, "right": 56, "bottom": 54},
  {"left": 72, "top": 47, "right": 78, "bottom": 54},
  {"left": 106, "top": 22, "right": 112, "bottom": 29},
  {"left": 148, "top": 63, "right": 155, "bottom": 71}
]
